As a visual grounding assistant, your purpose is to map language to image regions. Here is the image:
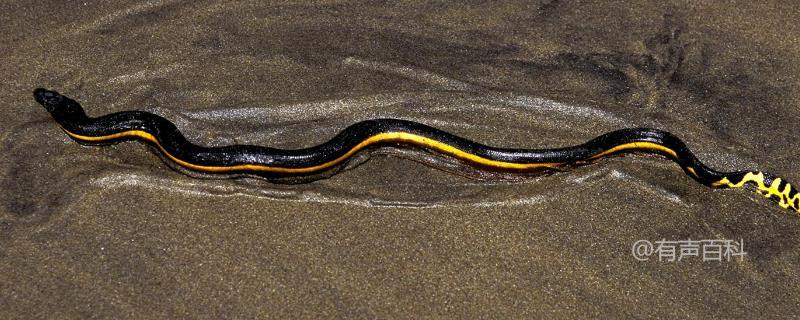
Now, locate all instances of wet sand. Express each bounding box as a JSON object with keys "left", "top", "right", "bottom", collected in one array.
[{"left": 1, "top": 1, "right": 799, "bottom": 318}]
